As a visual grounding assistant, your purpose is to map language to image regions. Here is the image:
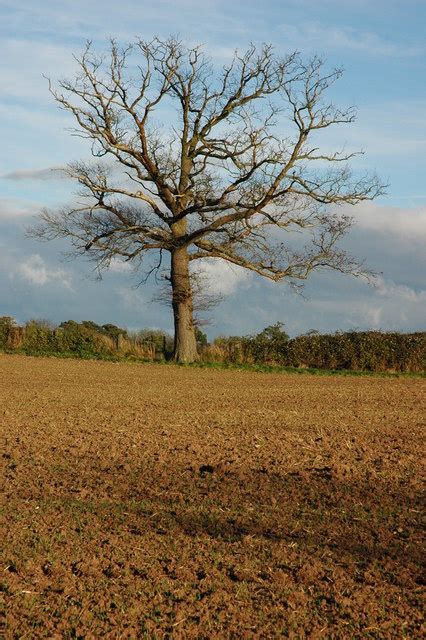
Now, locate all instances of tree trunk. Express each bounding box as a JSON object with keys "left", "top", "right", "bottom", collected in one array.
[{"left": 171, "top": 247, "right": 198, "bottom": 363}]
